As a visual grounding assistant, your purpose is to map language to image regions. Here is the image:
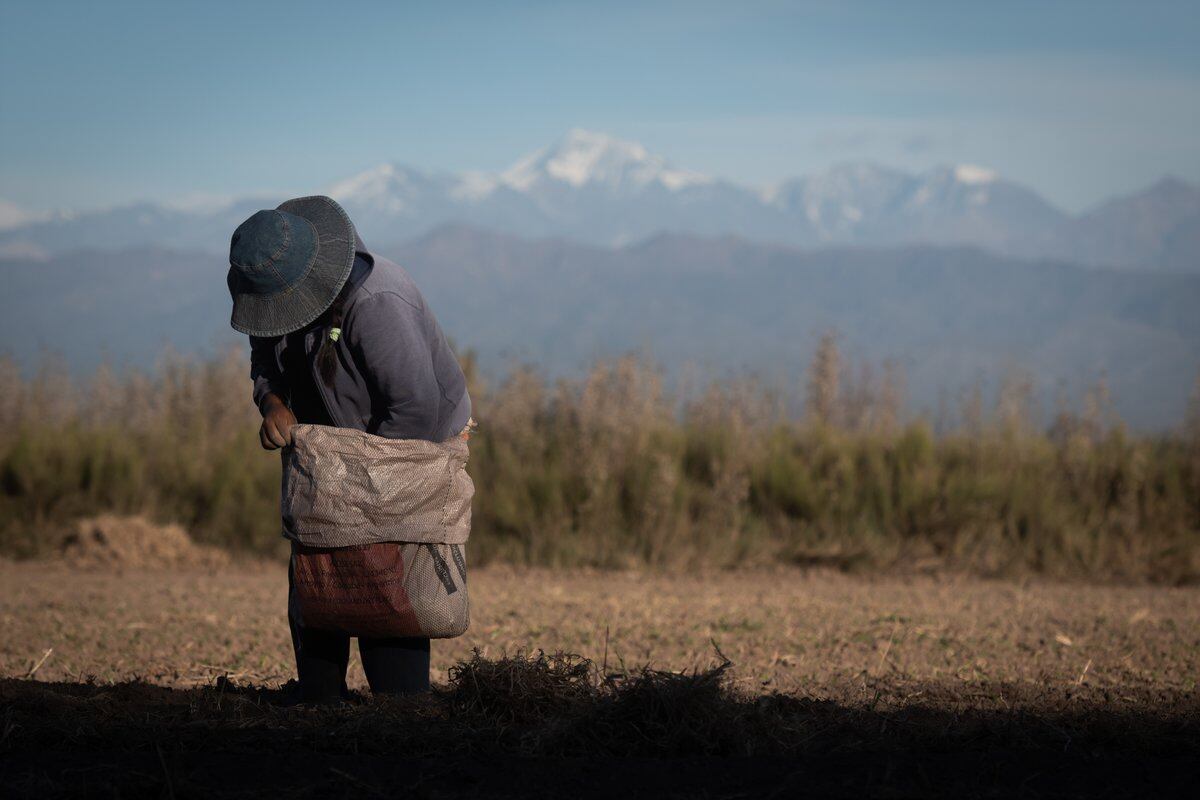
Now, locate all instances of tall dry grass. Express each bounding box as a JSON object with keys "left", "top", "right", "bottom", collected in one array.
[
  {"left": 0, "top": 350, "right": 276, "bottom": 556},
  {"left": 1, "top": 340, "right": 1197, "bottom": 582}
]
